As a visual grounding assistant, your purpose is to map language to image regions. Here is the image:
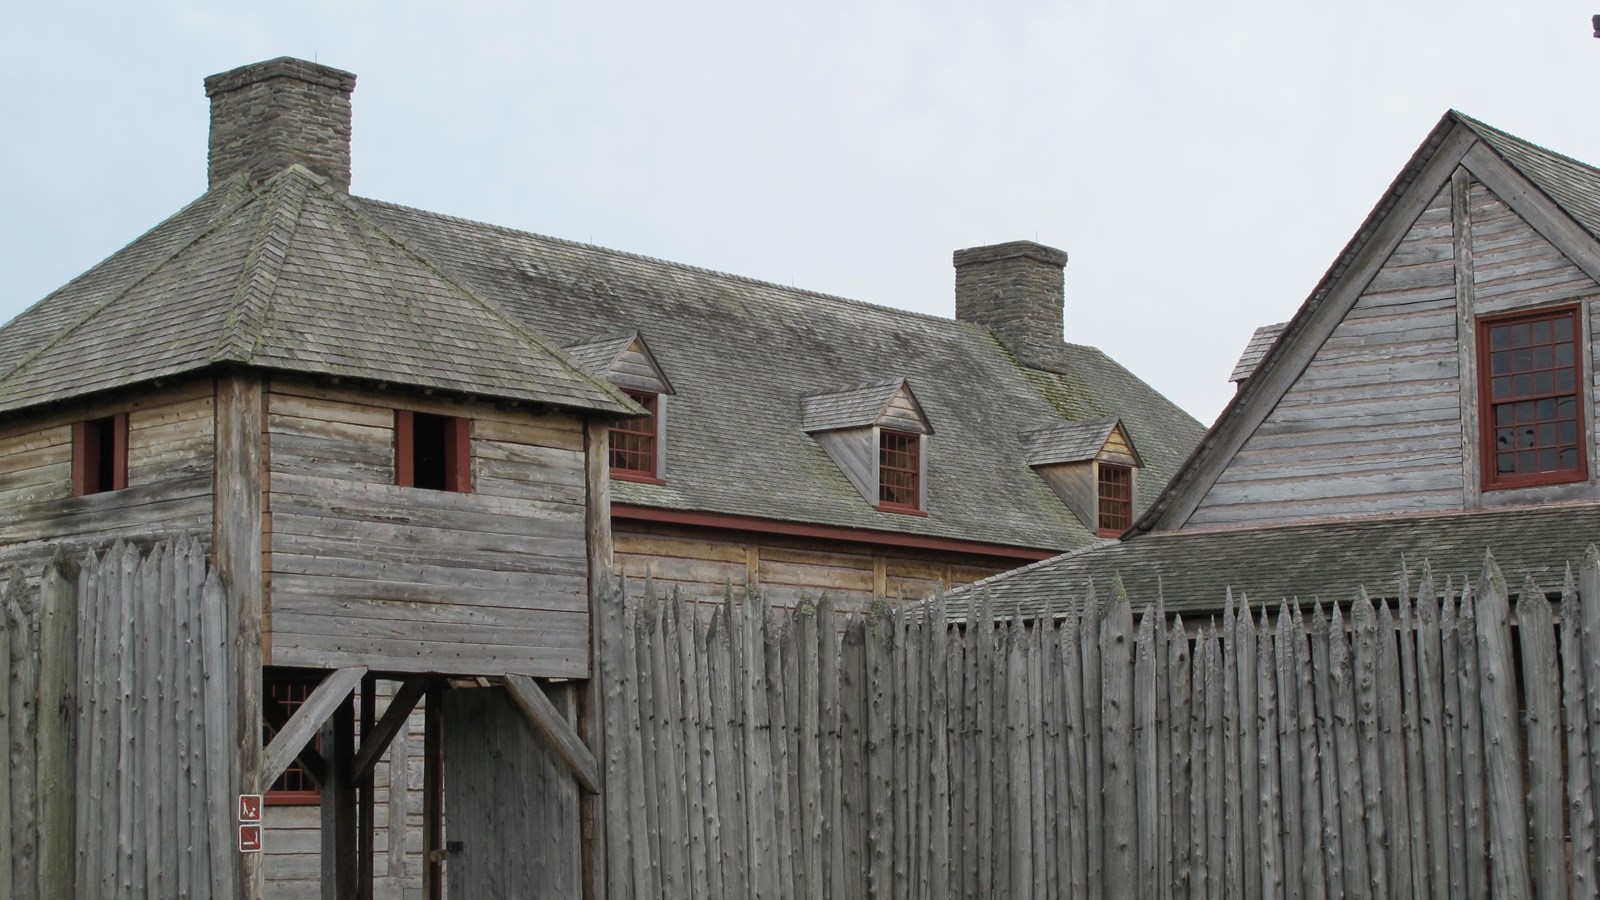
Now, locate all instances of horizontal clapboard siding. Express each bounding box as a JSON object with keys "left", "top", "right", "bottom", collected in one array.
[
  {"left": 613, "top": 522, "right": 1011, "bottom": 619},
  {"left": 264, "top": 380, "right": 591, "bottom": 677},
  {"left": 1192, "top": 184, "right": 1465, "bottom": 526},
  {"left": 0, "top": 381, "right": 214, "bottom": 575}
]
